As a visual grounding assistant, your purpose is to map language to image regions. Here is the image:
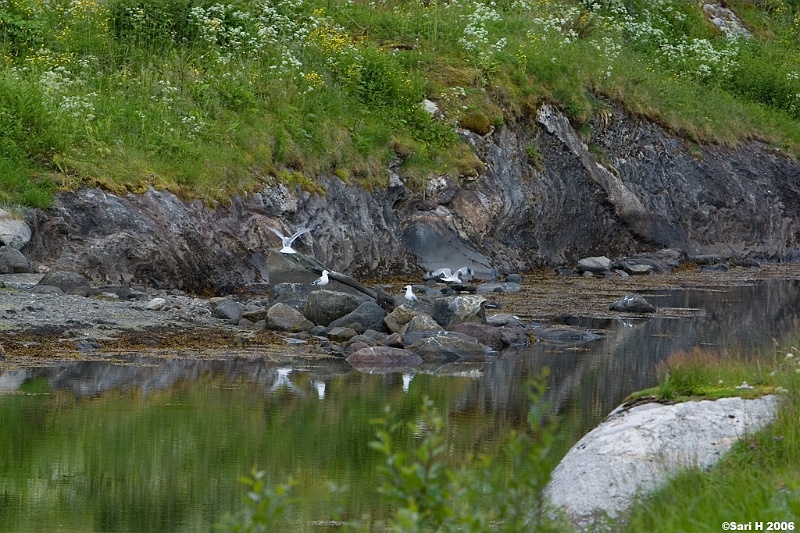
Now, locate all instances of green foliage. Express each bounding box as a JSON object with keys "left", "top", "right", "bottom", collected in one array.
[
  {"left": 369, "top": 398, "right": 457, "bottom": 531},
  {"left": 219, "top": 376, "right": 564, "bottom": 532},
  {"left": 216, "top": 469, "right": 298, "bottom": 533}
]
